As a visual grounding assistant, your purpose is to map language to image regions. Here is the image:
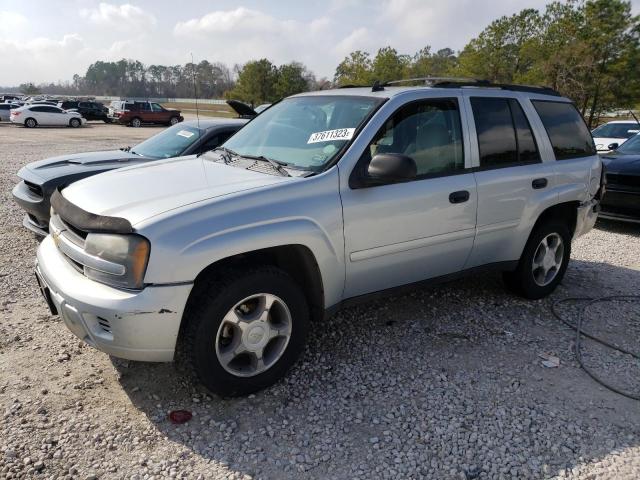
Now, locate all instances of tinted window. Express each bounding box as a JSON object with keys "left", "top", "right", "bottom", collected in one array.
[
  {"left": 30, "top": 106, "right": 47, "bottom": 112},
  {"left": 510, "top": 99, "right": 540, "bottom": 163},
  {"left": 44, "top": 106, "right": 62, "bottom": 113},
  {"left": 532, "top": 101, "right": 596, "bottom": 160},
  {"left": 0, "top": 104, "right": 10, "bottom": 110},
  {"left": 151, "top": 103, "right": 163, "bottom": 112},
  {"left": 471, "top": 98, "right": 517, "bottom": 167},
  {"left": 362, "top": 98, "right": 465, "bottom": 177},
  {"left": 616, "top": 133, "right": 640, "bottom": 154},
  {"left": 591, "top": 122, "right": 640, "bottom": 139}
]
